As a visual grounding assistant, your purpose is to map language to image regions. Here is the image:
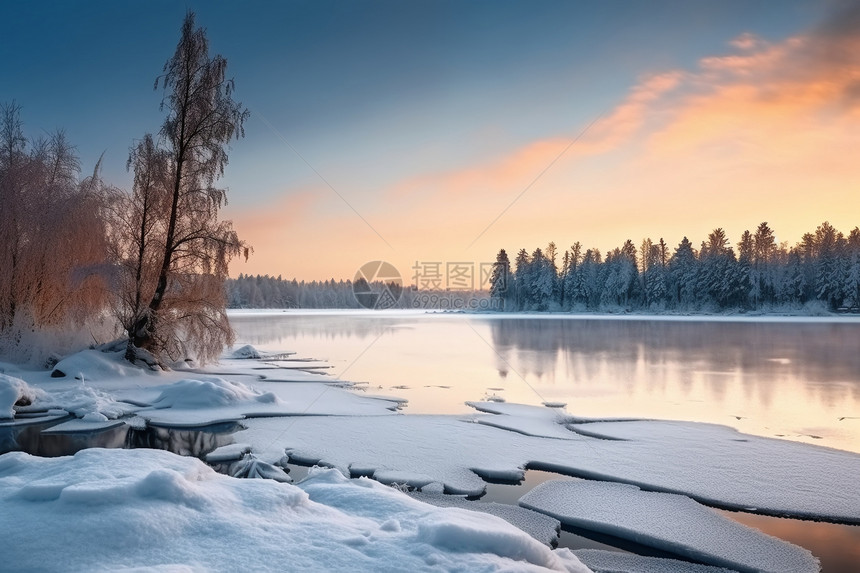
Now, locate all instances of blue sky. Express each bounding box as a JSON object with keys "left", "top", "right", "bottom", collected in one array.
[{"left": 3, "top": 1, "right": 853, "bottom": 280}]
